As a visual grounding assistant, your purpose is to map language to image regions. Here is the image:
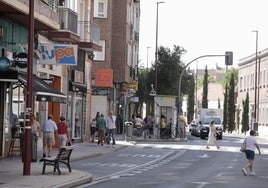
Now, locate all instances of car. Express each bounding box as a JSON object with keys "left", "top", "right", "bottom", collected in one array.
[
  {"left": 189, "top": 119, "right": 201, "bottom": 137},
  {"left": 189, "top": 120, "right": 197, "bottom": 135}
]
